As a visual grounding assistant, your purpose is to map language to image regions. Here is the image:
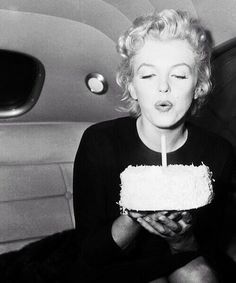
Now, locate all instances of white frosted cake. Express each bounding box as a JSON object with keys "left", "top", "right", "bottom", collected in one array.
[{"left": 119, "top": 164, "right": 213, "bottom": 211}]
